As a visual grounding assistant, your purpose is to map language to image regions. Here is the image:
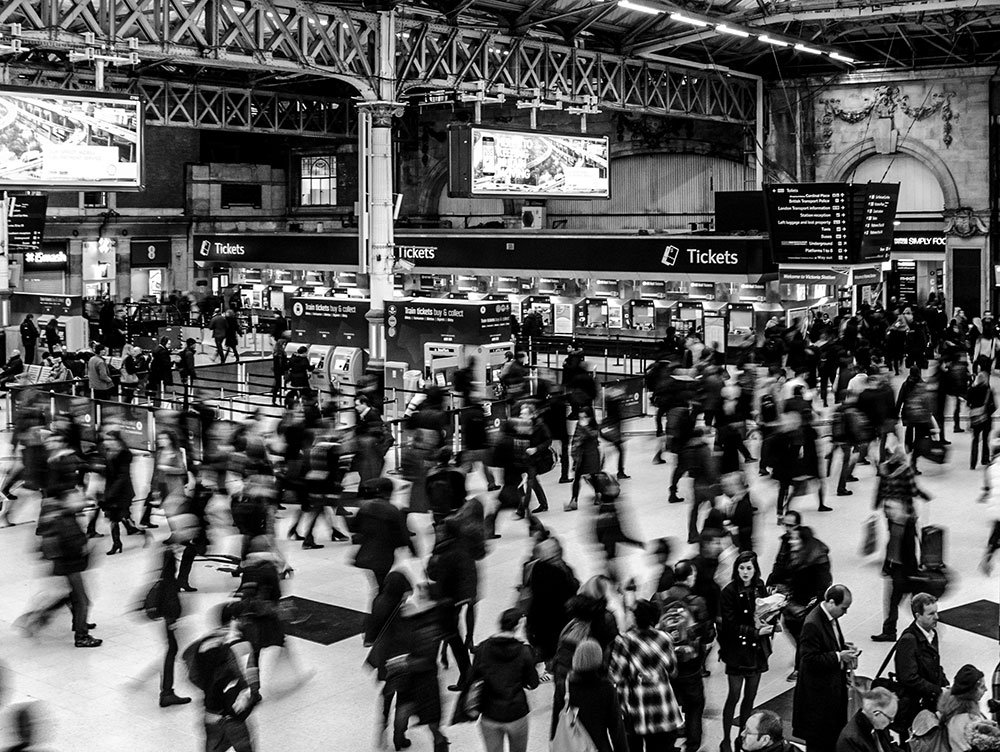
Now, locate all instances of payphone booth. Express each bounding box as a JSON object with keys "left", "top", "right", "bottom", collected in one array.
[{"left": 675, "top": 301, "right": 704, "bottom": 338}]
